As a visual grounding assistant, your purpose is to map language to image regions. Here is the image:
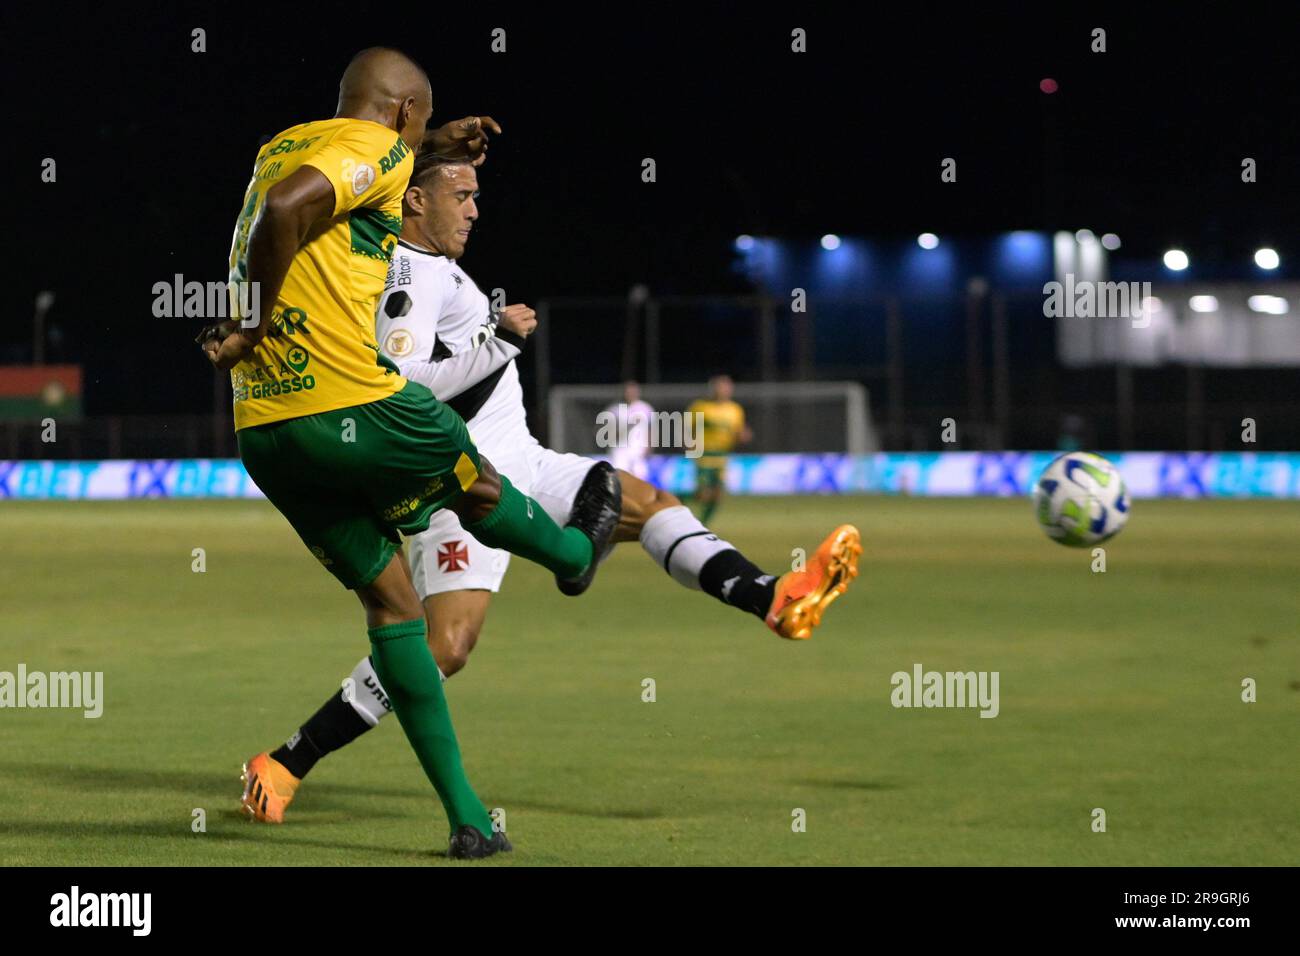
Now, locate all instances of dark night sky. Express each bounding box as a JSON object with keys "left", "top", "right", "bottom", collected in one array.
[{"left": 5, "top": 3, "right": 1298, "bottom": 413}]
